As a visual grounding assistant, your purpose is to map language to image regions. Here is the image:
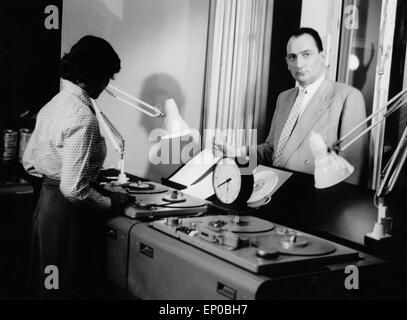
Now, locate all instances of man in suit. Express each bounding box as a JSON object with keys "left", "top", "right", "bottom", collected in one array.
[{"left": 215, "top": 27, "right": 367, "bottom": 185}]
